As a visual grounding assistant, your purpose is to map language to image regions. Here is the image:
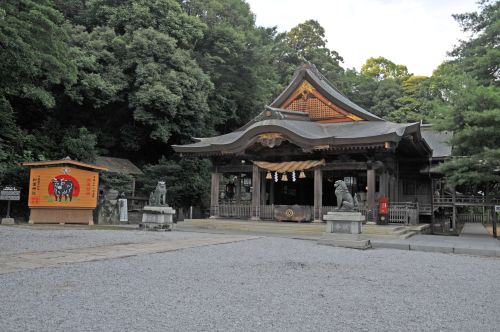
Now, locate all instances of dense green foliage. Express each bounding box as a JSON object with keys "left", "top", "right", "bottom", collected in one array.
[
  {"left": 0, "top": 0, "right": 498, "bottom": 211},
  {"left": 431, "top": 0, "right": 500, "bottom": 191}
]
